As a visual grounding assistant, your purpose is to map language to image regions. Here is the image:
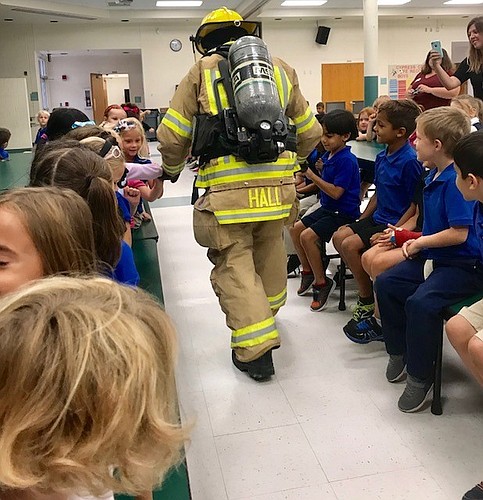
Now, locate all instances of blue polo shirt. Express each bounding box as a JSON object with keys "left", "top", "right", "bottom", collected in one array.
[
  {"left": 373, "top": 141, "right": 423, "bottom": 225},
  {"left": 319, "top": 146, "right": 360, "bottom": 219},
  {"left": 476, "top": 202, "right": 483, "bottom": 260},
  {"left": 422, "top": 164, "right": 479, "bottom": 260}
]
